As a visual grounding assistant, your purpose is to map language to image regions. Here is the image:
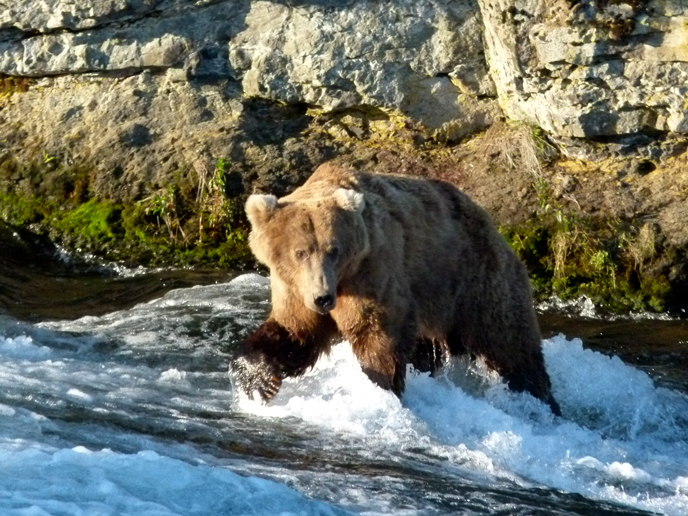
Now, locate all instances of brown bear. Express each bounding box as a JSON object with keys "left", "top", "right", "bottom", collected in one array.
[{"left": 231, "top": 162, "right": 561, "bottom": 415}]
